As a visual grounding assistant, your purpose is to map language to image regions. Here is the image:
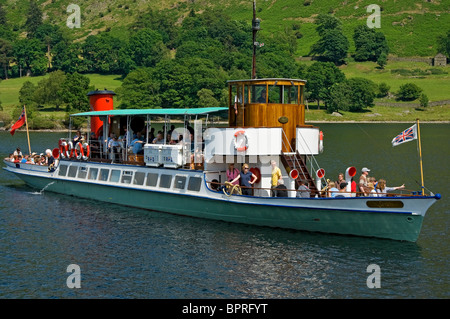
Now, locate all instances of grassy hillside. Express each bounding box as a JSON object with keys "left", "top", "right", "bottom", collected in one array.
[
  {"left": 1, "top": 61, "right": 449, "bottom": 125},
  {"left": 3, "top": 0, "right": 450, "bottom": 57}
]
